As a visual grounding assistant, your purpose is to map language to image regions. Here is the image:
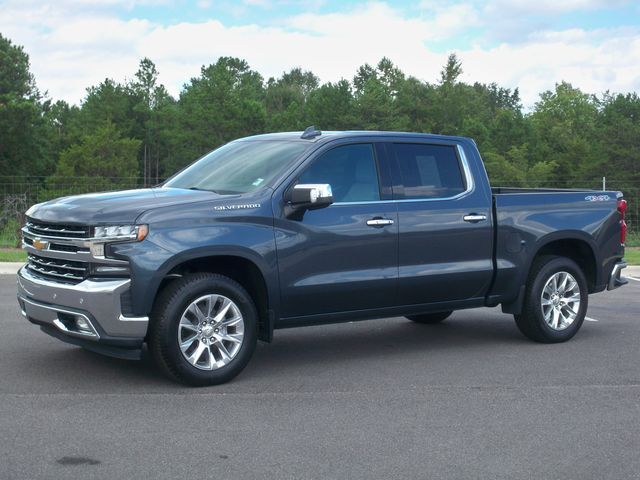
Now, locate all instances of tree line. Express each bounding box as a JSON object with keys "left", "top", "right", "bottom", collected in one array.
[{"left": 1, "top": 32, "right": 639, "bottom": 197}]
